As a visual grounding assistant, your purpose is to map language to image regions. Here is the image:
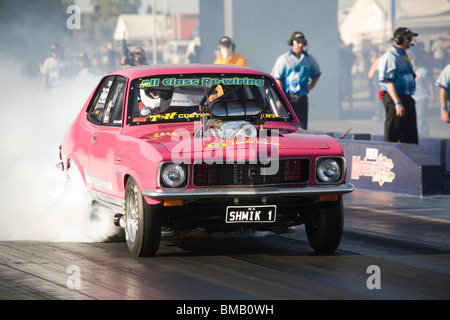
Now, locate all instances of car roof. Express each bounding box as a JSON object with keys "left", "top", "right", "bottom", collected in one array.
[{"left": 109, "top": 64, "right": 268, "bottom": 79}]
